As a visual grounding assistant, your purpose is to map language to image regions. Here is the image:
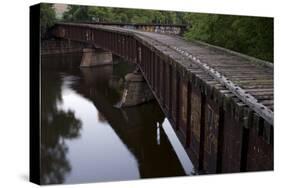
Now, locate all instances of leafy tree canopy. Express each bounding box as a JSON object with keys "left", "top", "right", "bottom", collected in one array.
[
  {"left": 61, "top": 5, "right": 273, "bottom": 62},
  {"left": 184, "top": 13, "right": 273, "bottom": 62},
  {"left": 40, "top": 4, "right": 56, "bottom": 37},
  {"left": 62, "top": 5, "right": 188, "bottom": 24}
]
